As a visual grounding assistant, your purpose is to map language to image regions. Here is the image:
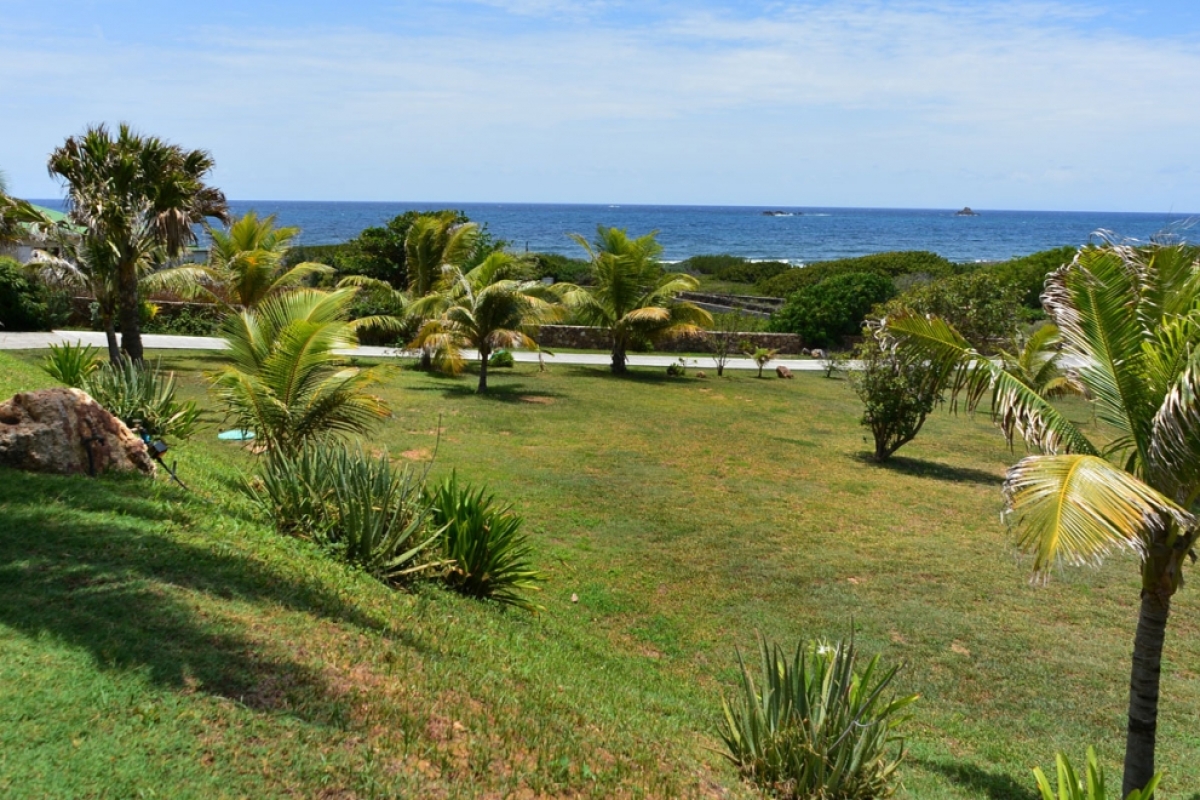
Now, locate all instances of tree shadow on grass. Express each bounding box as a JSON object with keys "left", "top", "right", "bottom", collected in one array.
[
  {"left": 850, "top": 453, "right": 1003, "bottom": 486},
  {"left": 556, "top": 365, "right": 687, "bottom": 385},
  {"left": 408, "top": 379, "right": 565, "bottom": 404},
  {"left": 0, "top": 468, "right": 433, "bottom": 725},
  {"left": 919, "top": 759, "right": 1038, "bottom": 800}
]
